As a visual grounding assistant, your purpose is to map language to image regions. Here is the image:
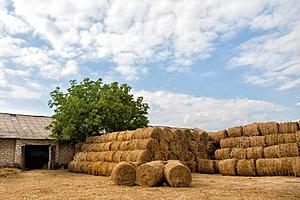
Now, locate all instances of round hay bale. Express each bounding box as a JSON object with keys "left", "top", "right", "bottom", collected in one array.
[
  {"left": 279, "top": 122, "right": 299, "bottom": 134},
  {"left": 161, "top": 128, "right": 174, "bottom": 142},
  {"left": 74, "top": 152, "right": 88, "bottom": 161},
  {"left": 116, "top": 131, "right": 128, "bottom": 141},
  {"left": 293, "top": 157, "right": 300, "bottom": 177},
  {"left": 139, "top": 127, "right": 161, "bottom": 140},
  {"left": 68, "top": 161, "right": 76, "bottom": 172},
  {"left": 113, "top": 151, "right": 124, "bottom": 162},
  {"left": 227, "top": 126, "right": 243, "bottom": 138},
  {"left": 119, "top": 141, "right": 130, "bottom": 151},
  {"left": 296, "top": 131, "right": 300, "bottom": 143},
  {"left": 167, "top": 152, "right": 178, "bottom": 160},
  {"left": 80, "top": 161, "right": 91, "bottom": 173},
  {"left": 81, "top": 144, "right": 96, "bottom": 152},
  {"left": 134, "top": 139, "right": 159, "bottom": 153},
  {"left": 198, "top": 159, "right": 215, "bottom": 174},
  {"left": 265, "top": 134, "right": 296, "bottom": 146},
  {"left": 136, "top": 161, "right": 165, "bottom": 187},
  {"left": 154, "top": 151, "right": 168, "bottom": 161},
  {"left": 209, "top": 130, "right": 227, "bottom": 143},
  {"left": 107, "top": 162, "right": 117, "bottom": 176},
  {"left": 220, "top": 137, "right": 250, "bottom": 148},
  {"left": 206, "top": 141, "right": 217, "bottom": 156},
  {"left": 98, "top": 161, "right": 111, "bottom": 176},
  {"left": 90, "top": 161, "right": 103, "bottom": 175},
  {"left": 103, "top": 151, "right": 116, "bottom": 162},
  {"left": 246, "top": 147, "right": 264, "bottom": 159},
  {"left": 164, "top": 161, "right": 192, "bottom": 187},
  {"left": 85, "top": 136, "right": 102, "bottom": 144},
  {"left": 237, "top": 159, "right": 256, "bottom": 176},
  {"left": 181, "top": 129, "right": 192, "bottom": 141},
  {"left": 264, "top": 145, "right": 280, "bottom": 158},
  {"left": 259, "top": 122, "right": 279, "bottom": 136},
  {"left": 214, "top": 160, "right": 220, "bottom": 174},
  {"left": 111, "top": 161, "right": 136, "bottom": 186},
  {"left": 218, "top": 159, "right": 238, "bottom": 176},
  {"left": 91, "top": 152, "right": 102, "bottom": 162},
  {"left": 249, "top": 136, "right": 266, "bottom": 147},
  {"left": 189, "top": 129, "right": 201, "bottom": 142},
  {"left": 86, "top": 152, "right": 97, "bottom": 161},
  {"left": 279, "top": 143, "right": 299, "bottom": 157},
  {"left": 199, "top": 131, "right": 209, "bottom": 142},
  {"left": 107, "top": 131, "right": 119, "bottom": 141},
  {"left": 110, "top": 141, "right": 122, "bottom": 151},
  {"left": 184, "top": 161, "right": 197, "bottom": 173},
  {"left": 93, "top": 143, "right": 106, "bottom": 152},
  {"left": 185, "top": 151, "right": 196, "bottom": 162},
  {"left": 121, "top": 151, "right": 131, "bottom": 161},
  {"left": 169, "top": 140, "right": 183, "bottom": 155},
  {"left": 159, "top": 139, "right": 169, "bottom": 152},
  {"left": 243, "top": 123, "right": 261, "bottom": 136},
  {"left": 188, "top": 141, "right": 199, "bottom": 154},
  {"left": 86, "top": 162, "right": 94, "bottom": 174},
  {"left": 281, "top": 157, "right": 294, "bottom": 176},
  {"left": 172, "top": 129, "right": 186, "bottom": 142},
  {"left": 215, "top": 148, "right": 231, "bottom": 160},
  {"left": 128, "top": 150, "right": 153, "bottom": 164},
  {"left": 175, "top": 150, "right": 186, "bottom": 161},
  {"left": 256, "top": 158, "right": 285, "bottom": 176},
  {"left": 230, "top": 148, "right": 247, "bottom": 159}
]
